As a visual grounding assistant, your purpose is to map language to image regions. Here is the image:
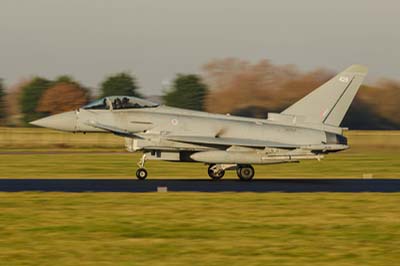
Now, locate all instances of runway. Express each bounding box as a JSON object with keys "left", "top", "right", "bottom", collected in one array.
[{"left": 1, "top": 179, "right": 400, "bottom": 192}]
